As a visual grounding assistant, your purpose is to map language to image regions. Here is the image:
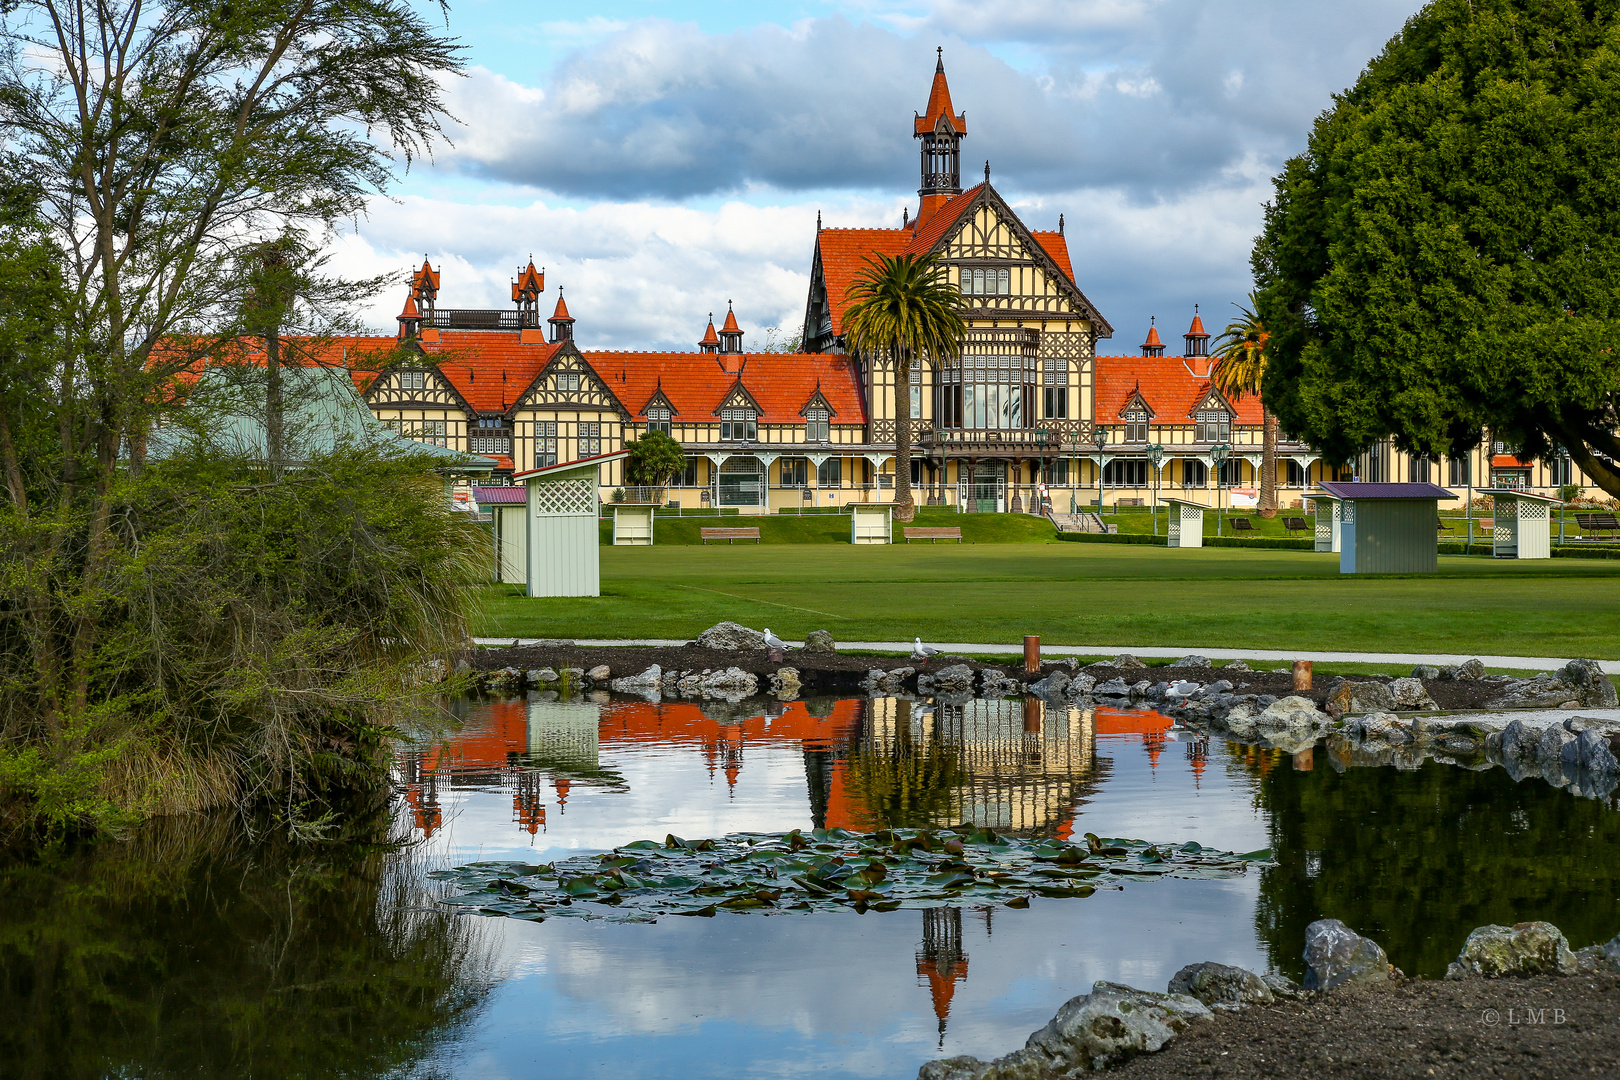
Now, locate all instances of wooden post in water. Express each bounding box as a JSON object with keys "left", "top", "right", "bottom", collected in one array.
[
  {"left": 1292, "top": 660, "right": 1313, "bottom": 691},
  {"left": 1023, "top": 696, "right": 1042, "bottom": 734},
  {"left": 1024, "top": 635, "right": 1041, "bottom": 673}
]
